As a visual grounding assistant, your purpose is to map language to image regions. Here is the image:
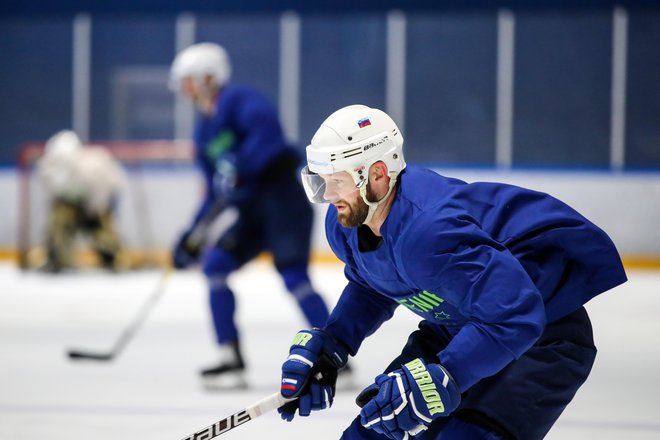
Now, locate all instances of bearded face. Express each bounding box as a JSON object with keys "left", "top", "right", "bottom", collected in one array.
[
  {"left": 313, "top": 170, "right": 378, "bottom": 228},
  {"left": 334, "top": 183, "right": 377, "bottom": 228}
]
